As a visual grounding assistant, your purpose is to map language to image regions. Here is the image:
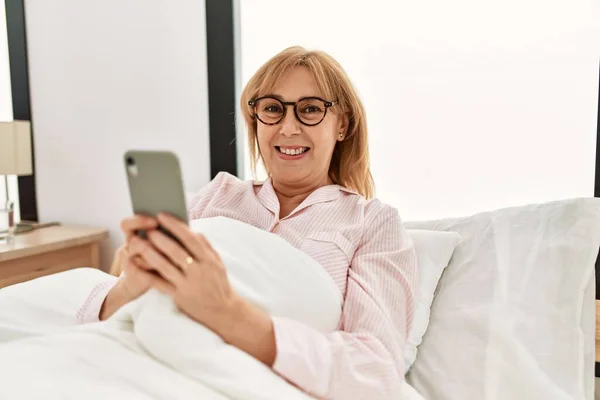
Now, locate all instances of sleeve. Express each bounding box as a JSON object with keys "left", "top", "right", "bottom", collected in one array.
[
  {"left": 271, "top": 206, "right": 418, "bottom": 400},
  {"left": 75, "top": 172, "right": 228, "bottom": 324},
  {"left": 75, "top": 278, "right": 119, "bottom": 324}
]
